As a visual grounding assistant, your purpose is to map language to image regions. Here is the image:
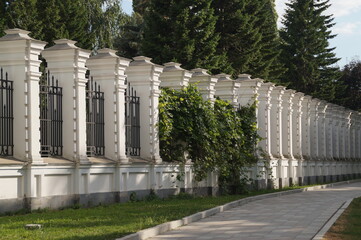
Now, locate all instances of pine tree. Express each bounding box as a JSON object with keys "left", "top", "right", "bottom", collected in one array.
[
  {"left": 0, "top": 0, "right": 6, "bottom": 36},
  {"left": 256, "top": 0, "right": 285, "bottom": 82},
  {"left": 335, "top": 60, "right": 361, "bottom": 111},
  {"left": 212, "top": 0, "right": 283, "bottom": 79},
  {"left": 280, "top": 0, "right": 340, "bottom": 101},
  {"left": 4, "top": 0, "right": 43, "bottom": 39},
  {"left": 141, "top": 0, "right": 226, "bottom": 72},
  {"left": 36, "top": 0, "right": 65, "bottom": 46},
  {"left": 114, "top": 13, "right": 143, "bottom": 58}
]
